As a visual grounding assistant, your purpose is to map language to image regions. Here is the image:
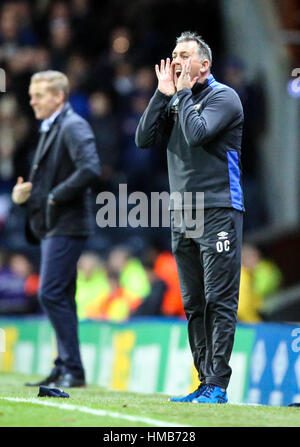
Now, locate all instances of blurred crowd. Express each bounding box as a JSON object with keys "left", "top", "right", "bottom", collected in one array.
[
  {"left": 0, "top": 244, "right": 185, "bottom": 320},
  {"left": 0, "top": 249, "right": 39, "bottom": 314},
  {"left": 0, "top": 0, "right": 273, "bottom": 321},
  {"left": 0, "top": 0, "right": 171, "bottom": 234},
  {"left": 0, "top": 242, "right": 283, "bottom": 323}
]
